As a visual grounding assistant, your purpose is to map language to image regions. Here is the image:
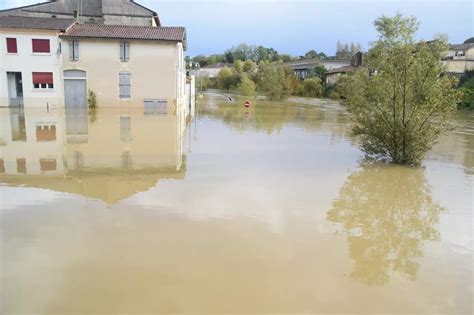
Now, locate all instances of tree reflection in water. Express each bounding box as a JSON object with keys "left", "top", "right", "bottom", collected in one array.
[{"left": 327, "top": 164, "right": 443, "bottom": 285}]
